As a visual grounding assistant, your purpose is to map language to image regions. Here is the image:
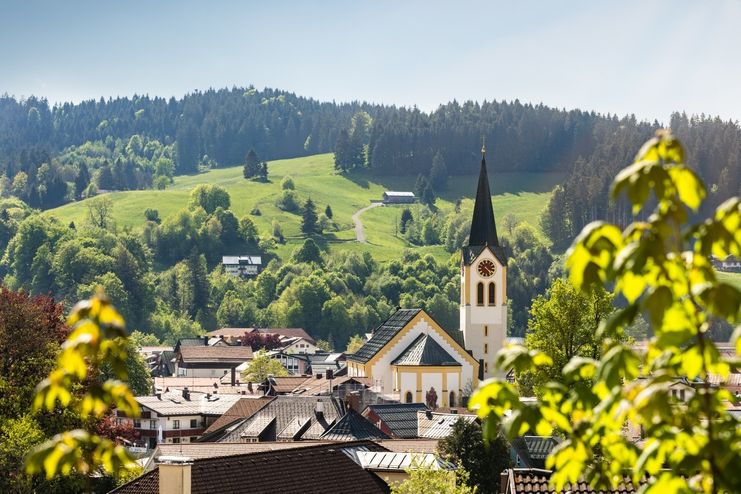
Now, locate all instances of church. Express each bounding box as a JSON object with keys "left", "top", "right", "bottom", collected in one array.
[{"left": 347, "top": 147, "right": 508, "bottom": 406}]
